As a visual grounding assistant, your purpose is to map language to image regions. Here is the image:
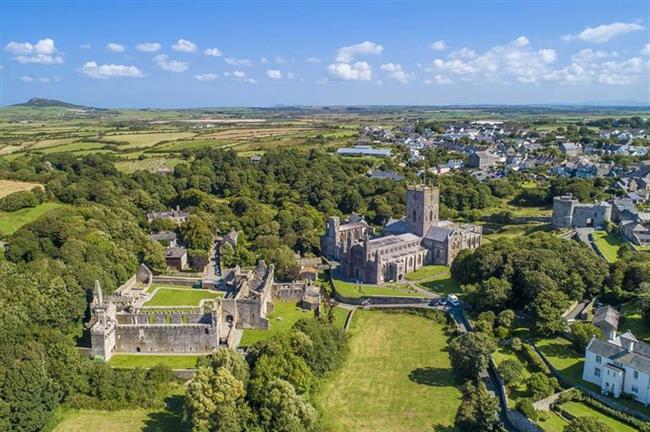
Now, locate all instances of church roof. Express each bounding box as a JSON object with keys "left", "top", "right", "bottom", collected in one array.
[{"left": 424, "top": 225, "right": 454, "bottom": 242}]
